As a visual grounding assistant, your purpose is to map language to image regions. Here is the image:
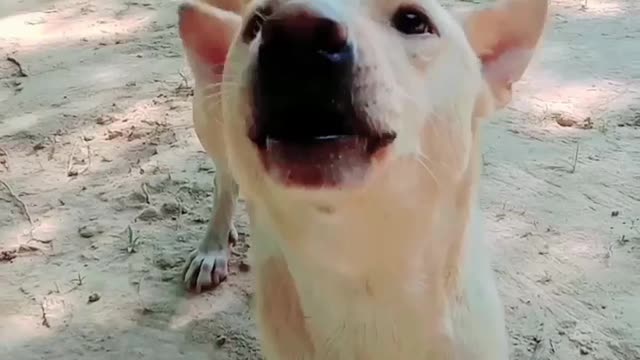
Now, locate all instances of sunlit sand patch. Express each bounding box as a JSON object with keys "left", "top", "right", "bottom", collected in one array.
[
  {"left": 31, "top": 220, "right": 59, "bottom": 243},
  {"left": 578, "top": 0, "right": 627, "bottom": 17},
  {"left": 509, "top": 76, "right": 638, "bottom": 129},
  {"left": 0, "top": 8, "right": 150, "bottom": 51},
  {"left": 0, "top": 315, "right": 50, "bottom": 351},
  {"left": 169, "top": 290, "right": 241, "bottom": 330},
  {"left": 0, "top": 224, "right": 31, "bottom": 249},
  {"left": 0, "top": 112, "right": 46, "bottom": 138}
]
